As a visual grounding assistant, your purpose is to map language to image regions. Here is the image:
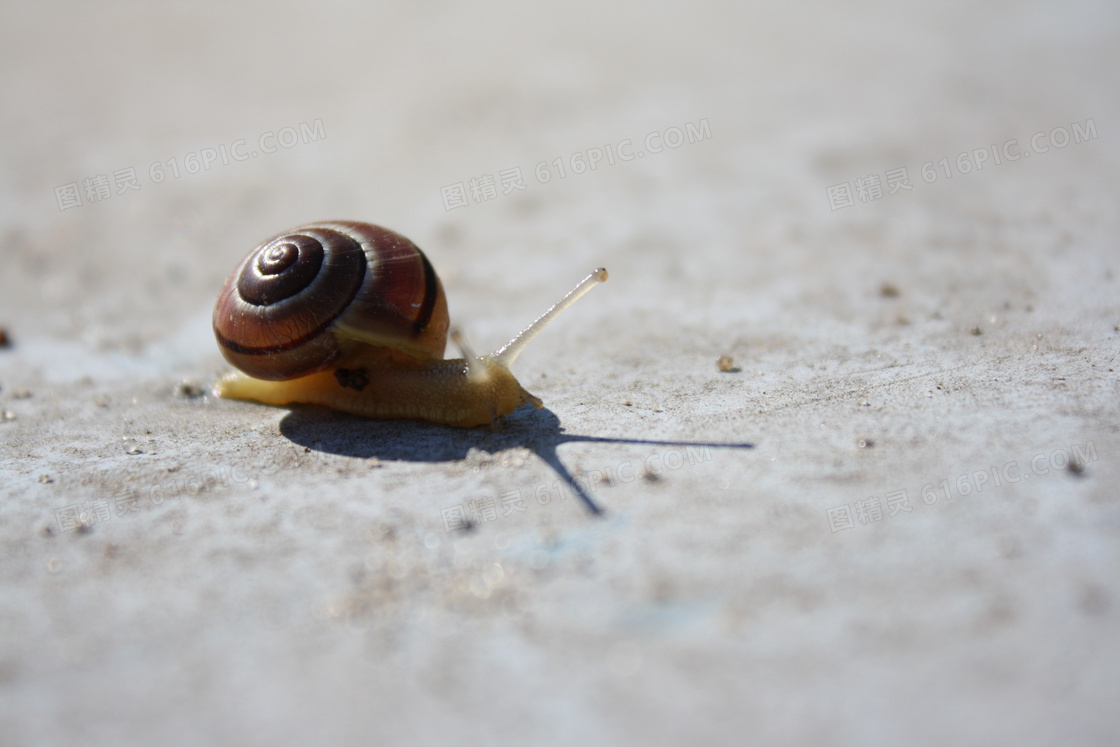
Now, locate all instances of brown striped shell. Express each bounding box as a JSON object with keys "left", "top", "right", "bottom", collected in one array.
[{"left": 213, "top": 221, "right": 449, "bottom": 380}]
